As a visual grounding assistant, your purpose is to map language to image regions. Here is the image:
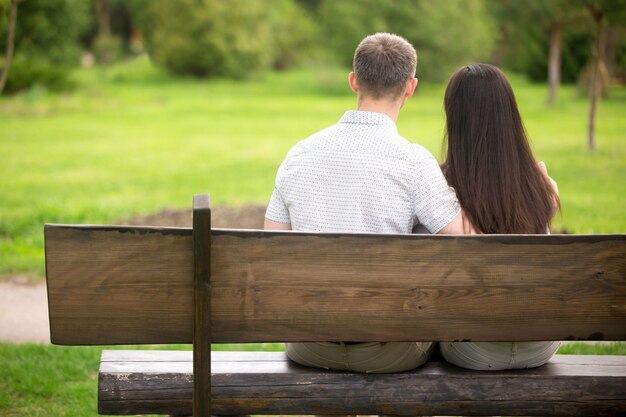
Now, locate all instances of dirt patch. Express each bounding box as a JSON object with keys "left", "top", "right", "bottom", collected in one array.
[{"left": 120, "top": 204, "right": 267, "bottom": 229}]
